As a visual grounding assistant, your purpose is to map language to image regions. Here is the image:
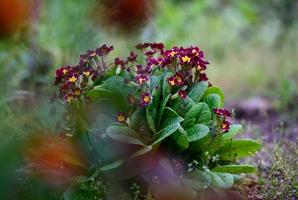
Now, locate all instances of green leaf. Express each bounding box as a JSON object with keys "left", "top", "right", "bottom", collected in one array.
[
  {"left": 160, "top": 107, "right": 184, "bottom": 129},
  {"left": 172, "top": 129, "right": 189, "bottom": 151},
  {"left": 162, "top": 72, "right": 174, "bottom": 98},
  {"left": 216, "top": 139, "right": 261, "bottom": 161},
  {"left": 188, "top": 81, "right": 209, "bottom": 102},
  {"left": 205, "top": 94, "right": 221, "bottom": 110},
  {"left": 191, "top": 134, "right": 222, "bottom": 154},
  {"left": 157, "top": 94, "right": 171, "bottom": 129},
  {"left": 152, "top": 123, "right": 180, "bottom": 146},
  {"left": 181, "top": 118, "right": 196, "bottom": 128},
  {"left": 106, "top": 124, "right": 145, "bottom": 146},
  {"left": 130, "top": 146, "right": 153, "bottom": 159},
  {"left": 186, "top": 124, "right": 209, "bottom": 142},
  {"left": 212, "top": 165, "right": 257, "bottom": 174},
  {"left": 87, "top": 76, "right": 134, "bottom": 111},
  {"left": 85, "top": 87, "right": 111, "bottom": 102},
  {"left": 130, "top": 109, "right": 148, "bottom": 130},
  {"left": 185, "top": 102, "right": 211, "bottom": 126},
  {"left": 146, "top": 106, "right": 157, "bottom": 133},
  {"left": 183, "top": 170, "right": 211, "bottom": 190},
  {"left": 146, "top": 75, "right": 162, "bottom": 133},
  {"left": 203, "top": 86, "right": 225, "bottom": 107},
  {"left": 207, "top": 171, "right": 234, "bottom": 189},
  {"left": 63, "top": 184, "right": 95, "bottom": 200},
  {"left": 171, "top": 97, "right": 196, "bottom": 117},
  {"left": 100, "top": 160, "right": 124, "bottom": 171},
  {"left": 221, "top": 124, "right": 243, "bottom": 145},
  {"left": 101, "top": 76, "right": 134, "bottom": 97}
]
